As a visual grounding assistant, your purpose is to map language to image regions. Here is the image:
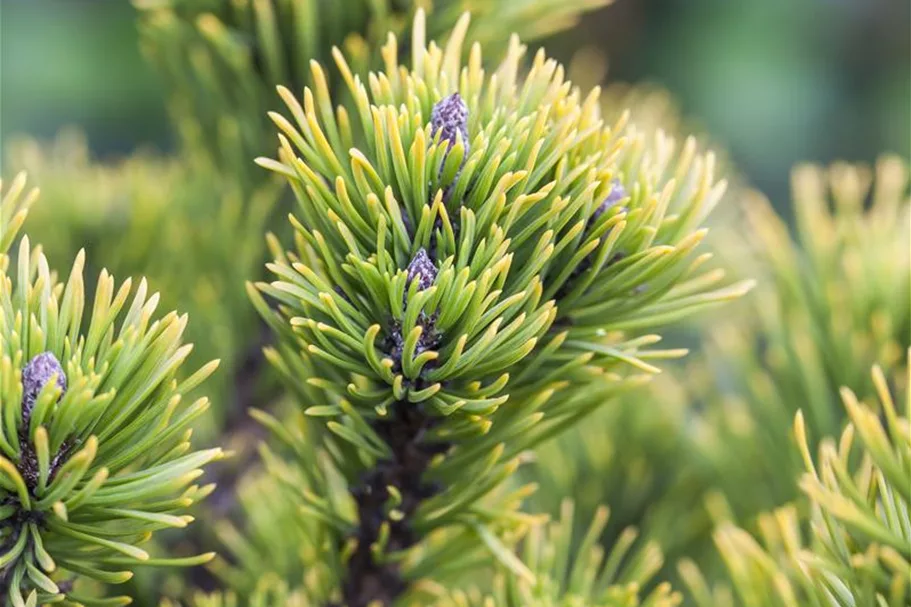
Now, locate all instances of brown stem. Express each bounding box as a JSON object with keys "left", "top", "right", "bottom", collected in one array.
[{"left": 334, "top": 403, "right": 448, "bottom": 607}]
